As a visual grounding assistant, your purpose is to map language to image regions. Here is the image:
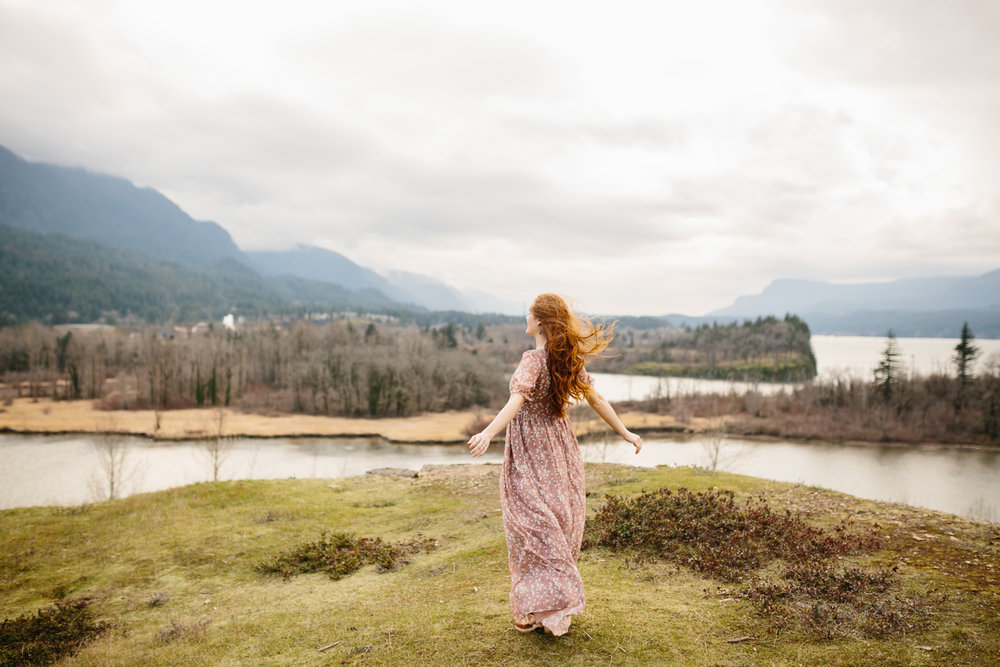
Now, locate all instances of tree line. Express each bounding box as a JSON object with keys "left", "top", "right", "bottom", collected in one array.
[
  {"left": 588, "top": 315, "right": 817, "bottom": 381},
  {"left": 630, "top": 322, "right": 999, "bottom": 445},
  {"left": 0, "top": 320, "right": 515, "bottom": 418}
]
